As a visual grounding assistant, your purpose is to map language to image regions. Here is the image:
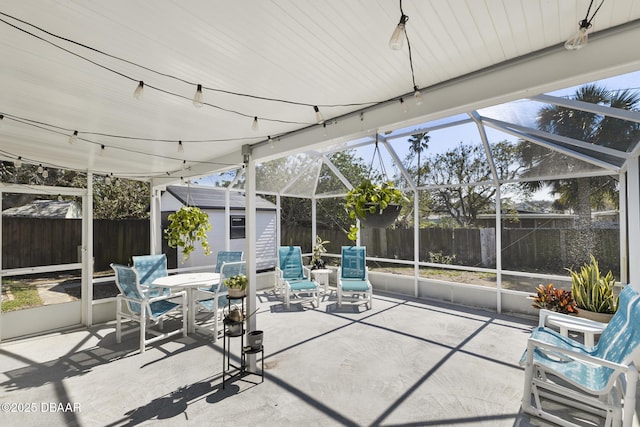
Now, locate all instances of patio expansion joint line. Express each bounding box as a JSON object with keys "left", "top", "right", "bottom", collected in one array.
[{"left": 367, "top": 317, "right": 498, "bottom": 427}]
